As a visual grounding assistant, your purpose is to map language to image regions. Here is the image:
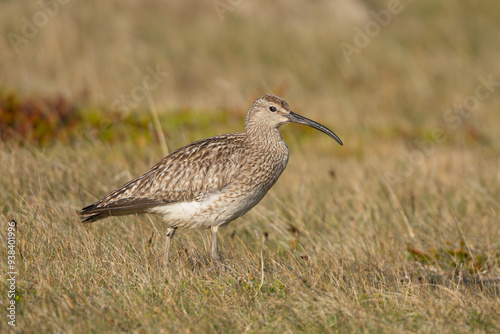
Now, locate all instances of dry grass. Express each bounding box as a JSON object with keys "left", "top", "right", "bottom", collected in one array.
[{"left": 1, "top": 0, "right": 500, "bottom": 333}]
